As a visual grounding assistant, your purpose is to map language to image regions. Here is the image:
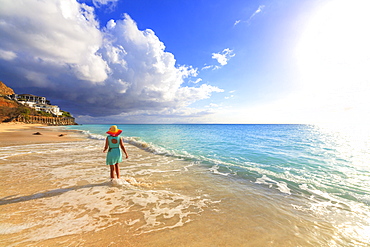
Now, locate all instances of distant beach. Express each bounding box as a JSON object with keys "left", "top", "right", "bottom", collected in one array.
[
  {"left": 1, "top": 123, "right": 369, "bottom": 246},
  {"left": 0, "top": 123, "right": 82, "bottom": 146}
]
